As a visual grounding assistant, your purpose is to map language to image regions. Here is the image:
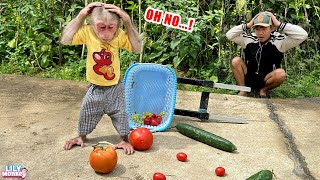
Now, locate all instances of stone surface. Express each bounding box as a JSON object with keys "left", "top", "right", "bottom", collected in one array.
[{"left": 0, "top": 74, "right": 319, "bottom": 179}]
